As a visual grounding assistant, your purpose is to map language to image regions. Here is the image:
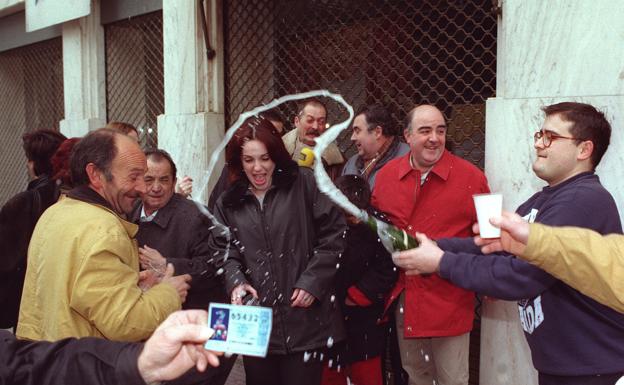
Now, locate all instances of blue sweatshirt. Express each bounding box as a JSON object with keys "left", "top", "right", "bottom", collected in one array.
[{"left": 438, "top": 172, "right": 624, "bottom": 376}]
